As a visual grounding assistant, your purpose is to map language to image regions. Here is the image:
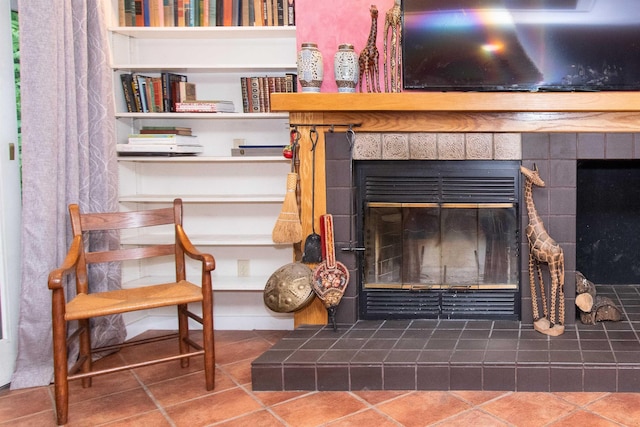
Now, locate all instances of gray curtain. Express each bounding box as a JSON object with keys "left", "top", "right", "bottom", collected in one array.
[{"left": 11, "top": 0, "right": 125, "bottom": 389}]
